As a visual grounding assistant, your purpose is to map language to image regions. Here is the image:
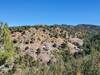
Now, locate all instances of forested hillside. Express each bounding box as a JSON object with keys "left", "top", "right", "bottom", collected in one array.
[{"left": 0, "top": 23, "right": 100, "bottom": 75}]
